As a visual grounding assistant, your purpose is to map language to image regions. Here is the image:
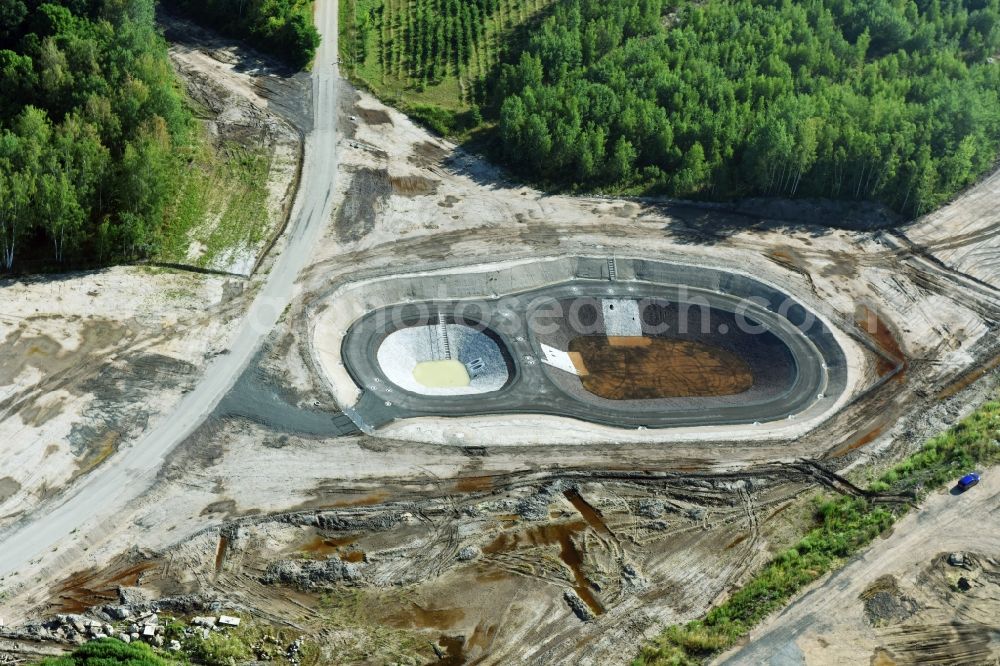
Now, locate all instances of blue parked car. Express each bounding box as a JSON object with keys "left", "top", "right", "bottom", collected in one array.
[{"left": 957, "top": 472, "right": 981, "bottom": 490}]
